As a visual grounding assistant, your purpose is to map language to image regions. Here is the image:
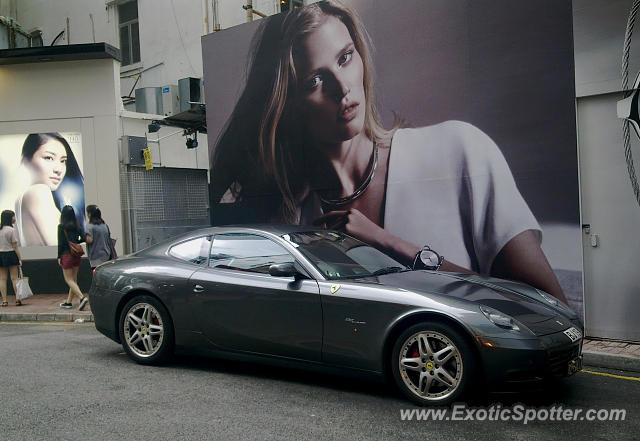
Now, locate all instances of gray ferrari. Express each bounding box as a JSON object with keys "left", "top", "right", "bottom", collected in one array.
[{"left": 90, "top": 225, "right": 583, "bottom": 406}]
